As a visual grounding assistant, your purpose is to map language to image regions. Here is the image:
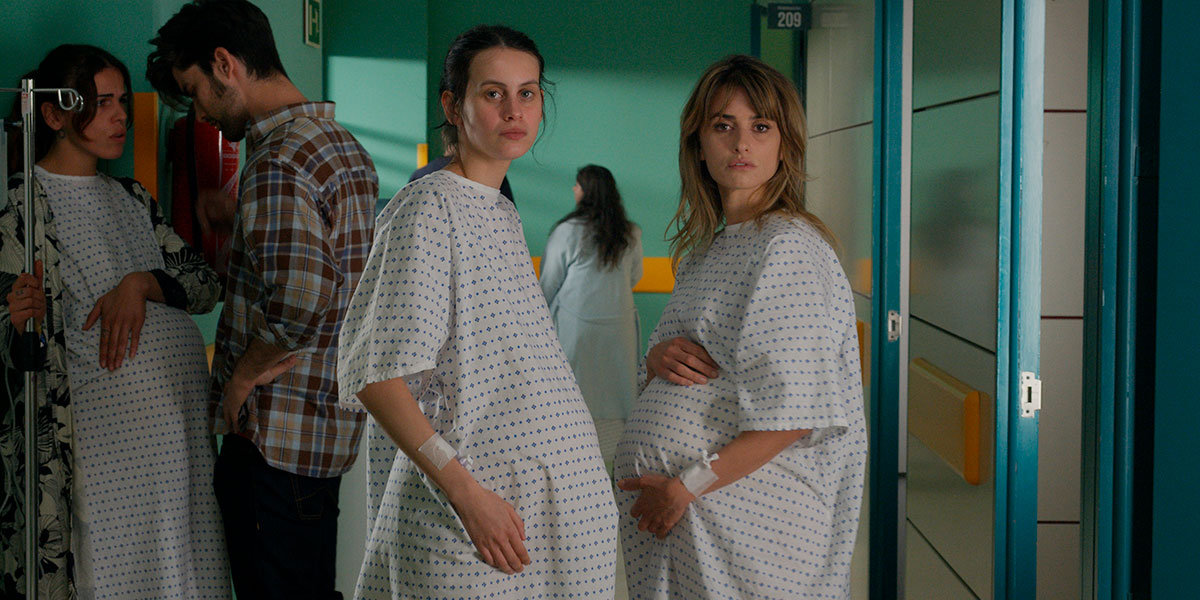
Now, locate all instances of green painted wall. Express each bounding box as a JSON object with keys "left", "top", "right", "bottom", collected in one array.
[
  {"left": 323, "top": 0, "right": 428, "bottom": 206},
  {"left": 1, "top": 0, "right": 158, "bottom": 178},
  {"left": 424, "top": 1, "right": 751, "bottom": 259},
  {"left": 1152, "top": 0, "right": 1200, "bottom": 596}
]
